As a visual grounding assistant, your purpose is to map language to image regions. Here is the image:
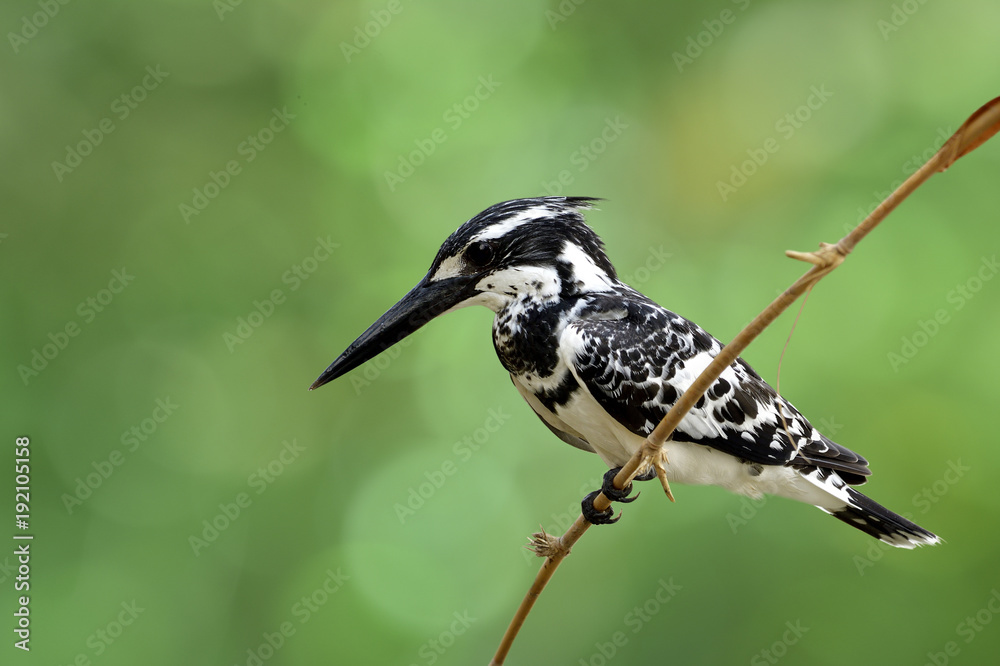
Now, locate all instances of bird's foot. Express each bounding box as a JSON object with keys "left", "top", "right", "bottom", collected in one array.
[
  {"left": 636, "top": 442, "right": 675, "bottom": 502},
  {"left": 600, "top": 466, "right": 639, "bottom": 503},
  {"left": 580, "top": 467, "right": 641, "bottom": 525},
  {"left": 581, "top": 491, "right": 619, "bottom": 525},
  {"left": 581, "top": 454, "right": 674, "bottom": 525},
  {"left": 632, "top": 465, "right": 657, "bottom": 483}
]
